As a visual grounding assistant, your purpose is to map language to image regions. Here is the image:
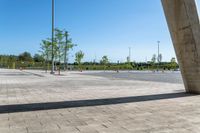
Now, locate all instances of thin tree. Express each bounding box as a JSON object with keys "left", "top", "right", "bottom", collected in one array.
[
  {"left": 151, "top": 54, "right": 156, "bottom": 70},
  {"left": 158, "top": 54, "right": 162, "bottom": 63},
  {"left": 75, "top": 51, "right": 84, "bottom": 71},
  {"left": 156, "top": 53, "right": 162, "bottom": 71},
  {"left": 126, "top": 56, "right": 132, "bottom": 71},
  {"left": 55, "top": 28, "right": 65, "bottom": 75},
  {"left": 100, "top": 56, "right": 109, "bottom": 71},
  {"left": 151, "top": 54, "right": 156, "bottom": 63},
  {"left": 170, "top": 57, "right": 177, "bottom": 70},
  {"left": 63, "top": 31, "right": 77, "bottom": 71},
  {"left": 40, "top": 40, "right": 51, "bottom": 72}
]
